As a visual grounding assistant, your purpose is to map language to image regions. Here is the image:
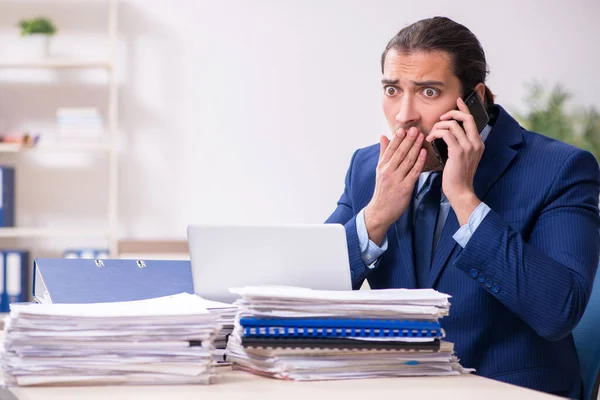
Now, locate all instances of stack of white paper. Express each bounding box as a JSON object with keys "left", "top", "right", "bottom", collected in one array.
[
  {"left": 226, "top": 286, "right": 473, "bottom": 381},
  {"left": 1, "top": 293, "right": 223, "bottom": 386},
  {"left": 199, "top": 298, "right": 237, "bottom": 363}
]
